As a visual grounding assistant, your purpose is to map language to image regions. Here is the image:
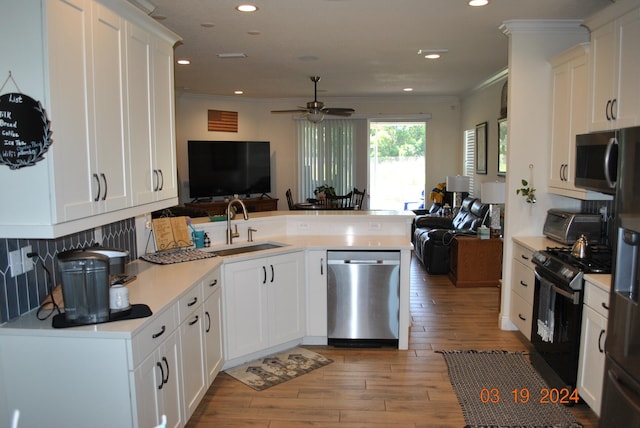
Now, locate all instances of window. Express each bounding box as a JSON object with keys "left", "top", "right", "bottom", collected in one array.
[
  {"left": 463, "top": 129, "right": 475, "bottom": 195},
  {"left": 297, "top": 119, "right": 356, "bottom": 198},
  {"left": 369, "top": 121, "right": 426, "bottom": 210}
]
